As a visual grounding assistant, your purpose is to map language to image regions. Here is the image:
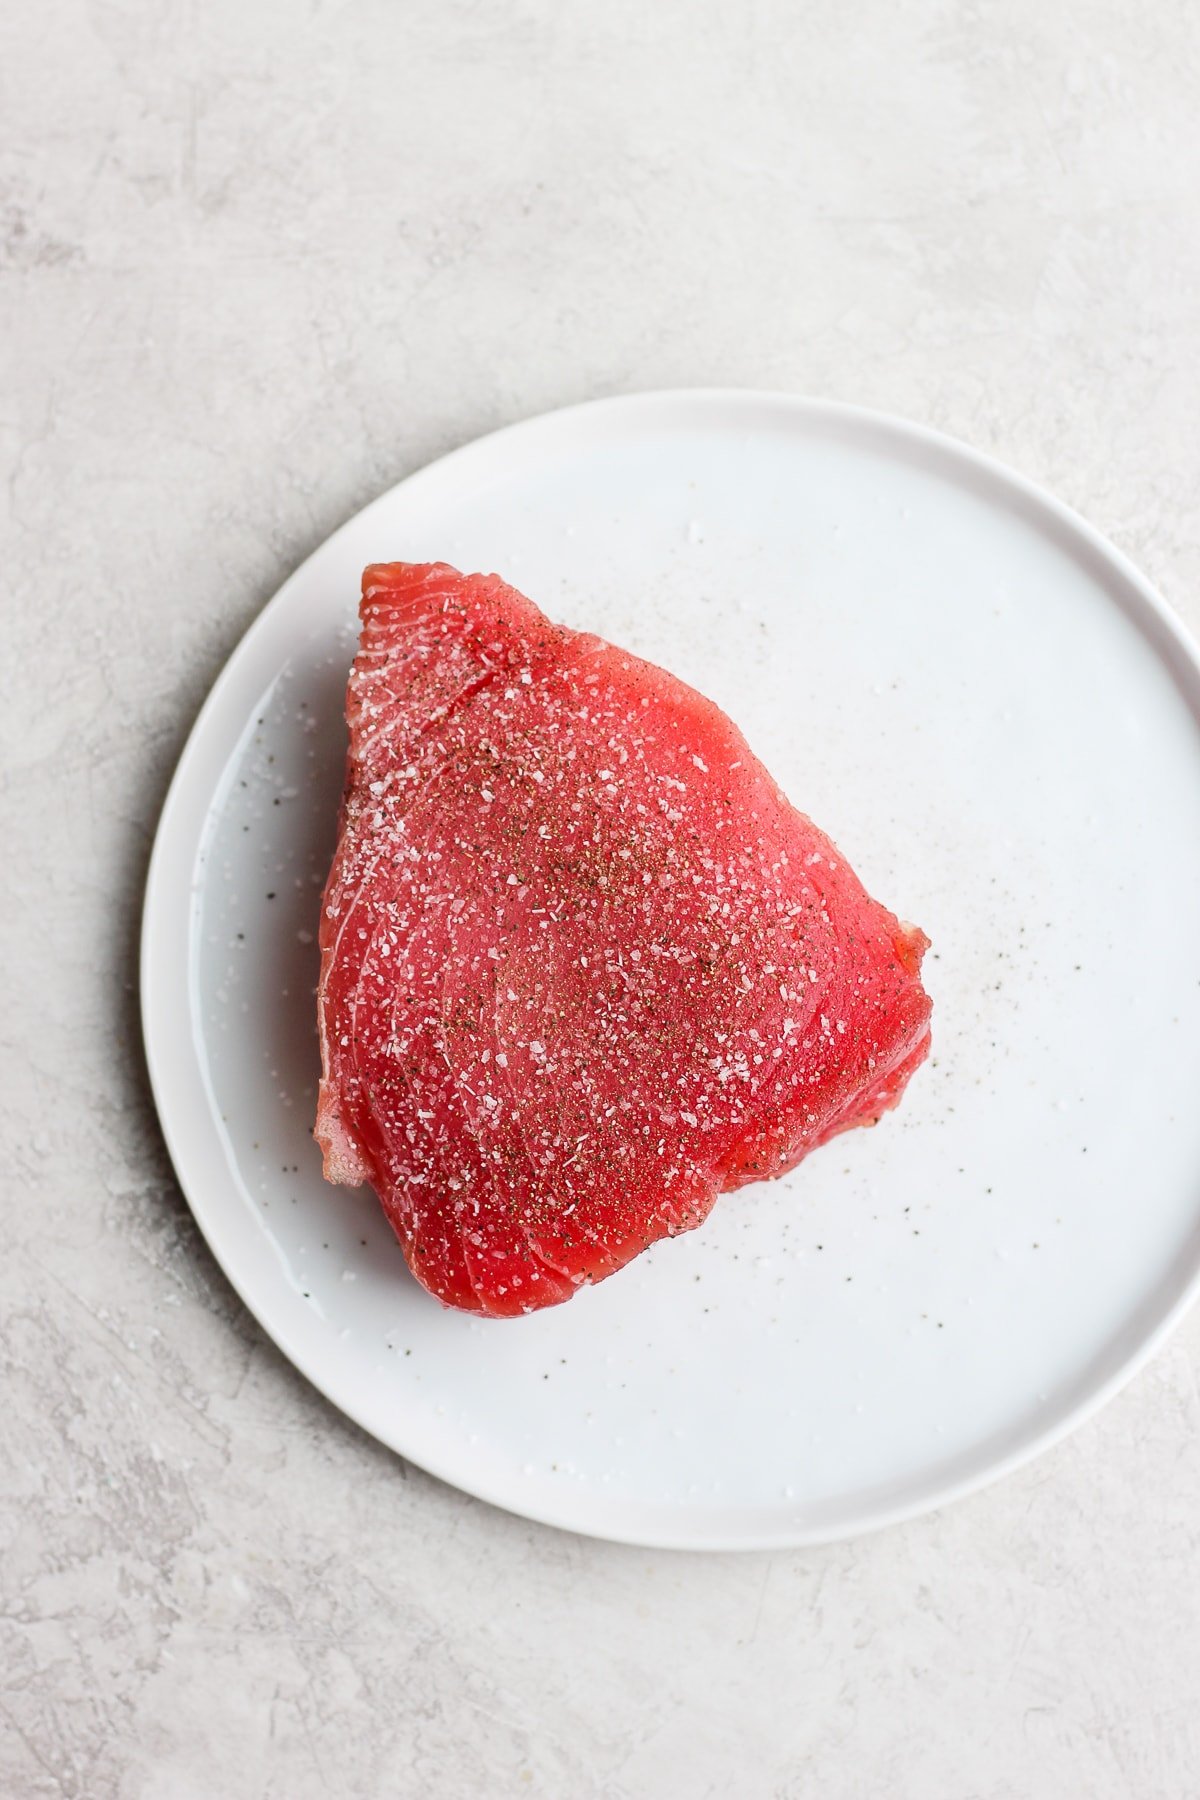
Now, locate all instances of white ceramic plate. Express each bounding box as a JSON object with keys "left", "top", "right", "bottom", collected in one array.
[{"left": 142, "top": 392, "right": 1200, "bottom": 1550}]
